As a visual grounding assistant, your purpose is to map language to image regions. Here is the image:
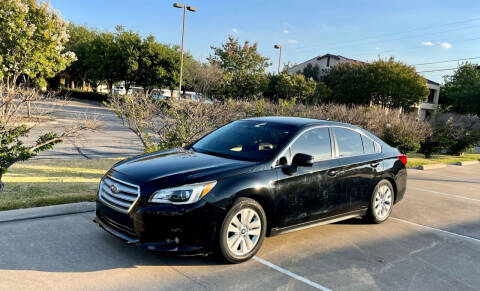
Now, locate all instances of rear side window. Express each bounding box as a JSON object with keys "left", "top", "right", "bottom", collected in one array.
[
  {"left": 334, "top": 128, "right": 364, "bottom": 157},
  {"left": 290, "top": 127, "right": 332, "bottom": 161},
  {"left": 362, "top": 135, "right": 376, "bottom": 154}
]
